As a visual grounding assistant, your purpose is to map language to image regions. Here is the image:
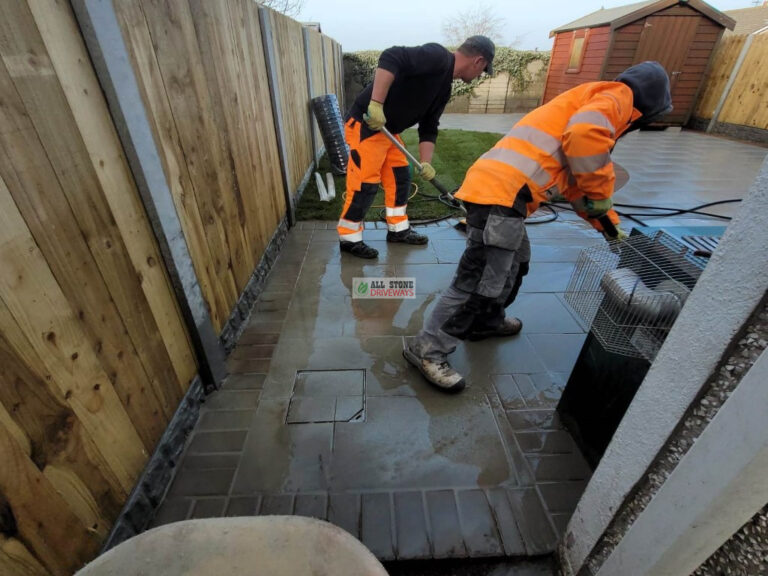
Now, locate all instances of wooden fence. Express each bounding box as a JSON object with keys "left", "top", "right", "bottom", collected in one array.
[
  {"left": 0, "top": 1, "right": 342, "bottom": 574},
  {"left": 694, "top": 33, "right": 768, "bottom": 131},
  {"left": 444, "top": 61, "right": 548, "bottom": 114},
  {"left": 115, "top": 0, "right": 342, "bottom": 333}
]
